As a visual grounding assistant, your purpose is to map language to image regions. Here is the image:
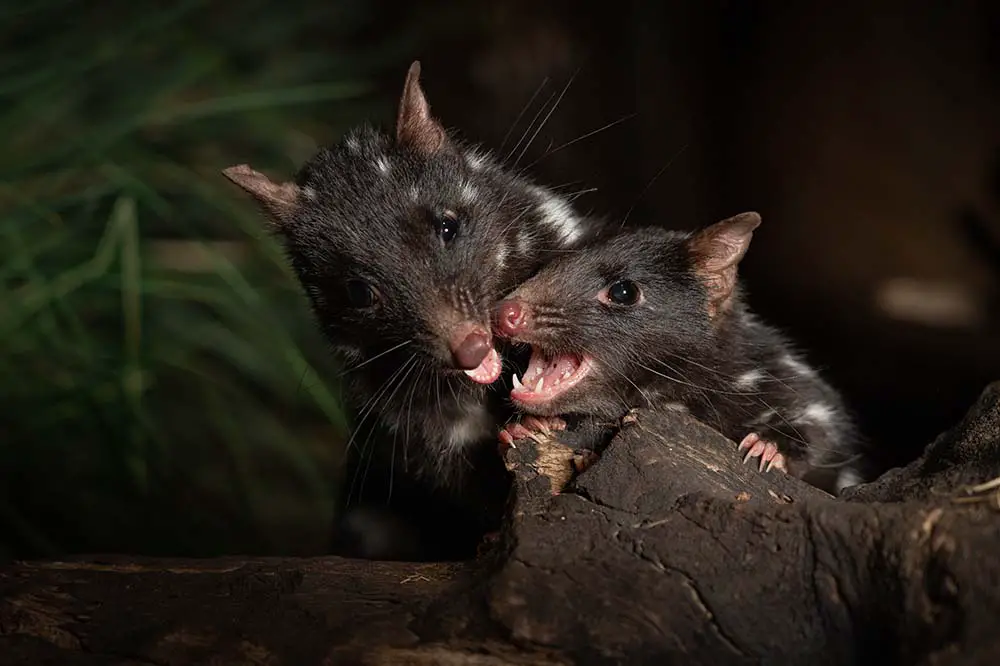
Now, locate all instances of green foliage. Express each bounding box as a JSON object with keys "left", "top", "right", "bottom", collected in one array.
[{"left": 0, "top": 0, "right": 417, "bottom": 558}]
